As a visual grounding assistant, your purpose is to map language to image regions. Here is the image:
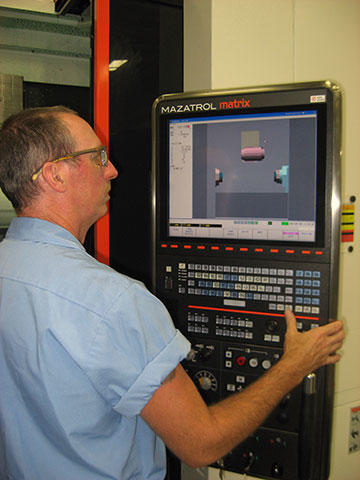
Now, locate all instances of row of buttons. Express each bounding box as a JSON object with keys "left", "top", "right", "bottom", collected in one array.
[
  {"left": 188, "top": 325, "right": 209, "bottom": 334},
  {"left": 213, "top": 326, "right": 282, "bottom": 343},
  {"left": 225, "top": 357, "right": 273, "bottom": 370},
  {"left": 296, "top": 279, "right": 320, "bottom": 287},
  {"left": 186, "top": 287, "right": 291, "bottom": 303},
  {"left": 162, "top": 243, "right": 324, "bottom": 256},
  {"left": 184, "top": 263, "right": 321, "bottom": 278},
  {"left": 216, "top": 317, "right": 254, "bottom": 328},
  {"left": 188, "top": 313, "right": 209, "bottom": 322},
  {"left": 195, "top": 281, "right": 292, "bottom": 295},
  {"left": 185, "top": 264, "right": 296, "bottom": 275},
  {"left": 189, "top": 272, "right": 294, "bottom": 284},
  {"left": 186, "top": 288, "right": 291, "bottom": 301},
  {"left": 184, "top": 270, "right": 321, "bottom": 288},
  {"left": 295, "top": 305, "right": 320, "bottom": 314},
  {"left": 296, "top": 287, "right": 320, "bottom": 294},
  {"left": 187, "top": 279, "right": 320, "bottom": 303},
  {"left": 185, "top": 289, "right": 320, "bottom": 314},
  {"left": 216, "top": 328, "right": 254, "bottom": 339}
]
